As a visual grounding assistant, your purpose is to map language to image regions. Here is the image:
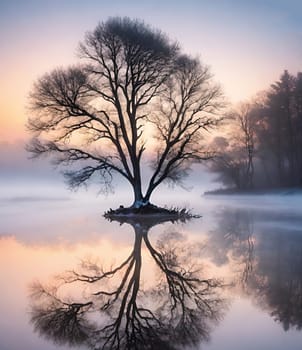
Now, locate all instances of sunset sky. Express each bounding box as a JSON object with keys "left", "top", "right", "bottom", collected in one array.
[{"left": 1, "top": 0, "right": 302, "bottom": 142}]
